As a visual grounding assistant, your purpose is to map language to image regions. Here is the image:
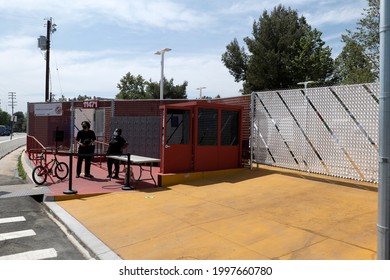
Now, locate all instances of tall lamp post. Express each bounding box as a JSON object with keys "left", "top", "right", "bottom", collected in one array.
[
  {"left": 297, "top": 80, "right": 314, "bottom": 167},
  {"left": 297, "top": 80, "right": 315, "bottom": 108},
  {"left": 196, "top": 86, "right": 206, "bottom": 99},
  {"left": 155, "top": 48, "right": 172, "bottom": 100},
  {"left": 297, "top": 80, "right": 314, "bottom": 89}
]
